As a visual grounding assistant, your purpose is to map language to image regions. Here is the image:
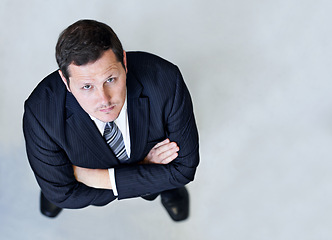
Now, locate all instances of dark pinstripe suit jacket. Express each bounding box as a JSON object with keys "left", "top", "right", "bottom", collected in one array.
[{"left": 23, "top": 52, "right": 199, "bottom": 209}]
